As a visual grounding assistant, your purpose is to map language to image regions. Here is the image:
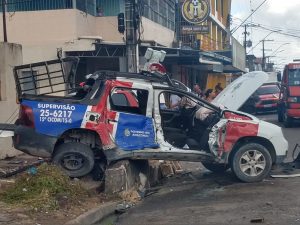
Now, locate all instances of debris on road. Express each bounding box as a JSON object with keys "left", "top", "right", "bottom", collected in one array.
[
  {"left": 160, "top": 161, "right": 183, "bottom": 177},
  {"left": 250, "top": 217, "right": 264, "bottom": 223},
  {"left": 0, "top": 158, "right": 46, "bottom": 179},
  {"left": 271, "top": 174, "right": 300, "bottom": 178},
  {"left": 119, "top": 189, "right": 141, "bottom": 203},
  {"left": 115, "top": 202, "right": 134, "bottom": 214}
]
